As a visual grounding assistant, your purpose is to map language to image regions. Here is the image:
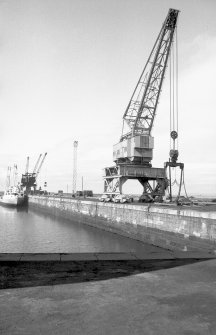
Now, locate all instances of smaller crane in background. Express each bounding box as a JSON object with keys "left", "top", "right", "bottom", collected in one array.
[
  {"left": 21, "top": 153, "right": 47, "bottom": 194},
  {"left": 72, "top": 141, "right": 78, "bottom": 196},
  {"left": 36, "top": 153, "right": 47, "bottom": 180},
  {"left": 32, "top": 154, "right": 42, "bottom": 174},
  {"left": 25, "top": 157, "right": 29, "bottom": 175}
]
